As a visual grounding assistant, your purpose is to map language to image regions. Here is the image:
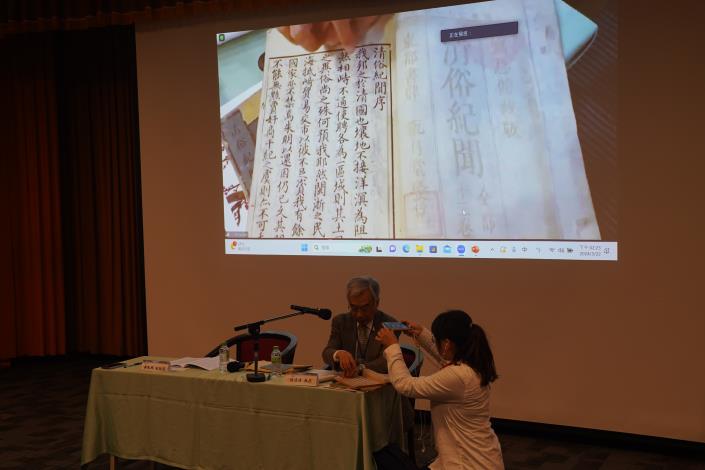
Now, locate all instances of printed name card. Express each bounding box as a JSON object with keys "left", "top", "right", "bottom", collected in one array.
[
  {"left": 284, "top": 373, "right": 320, "bottom": 386},
  {"left": 141, "top": 360, "right": 170, "bottom": 372}
]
